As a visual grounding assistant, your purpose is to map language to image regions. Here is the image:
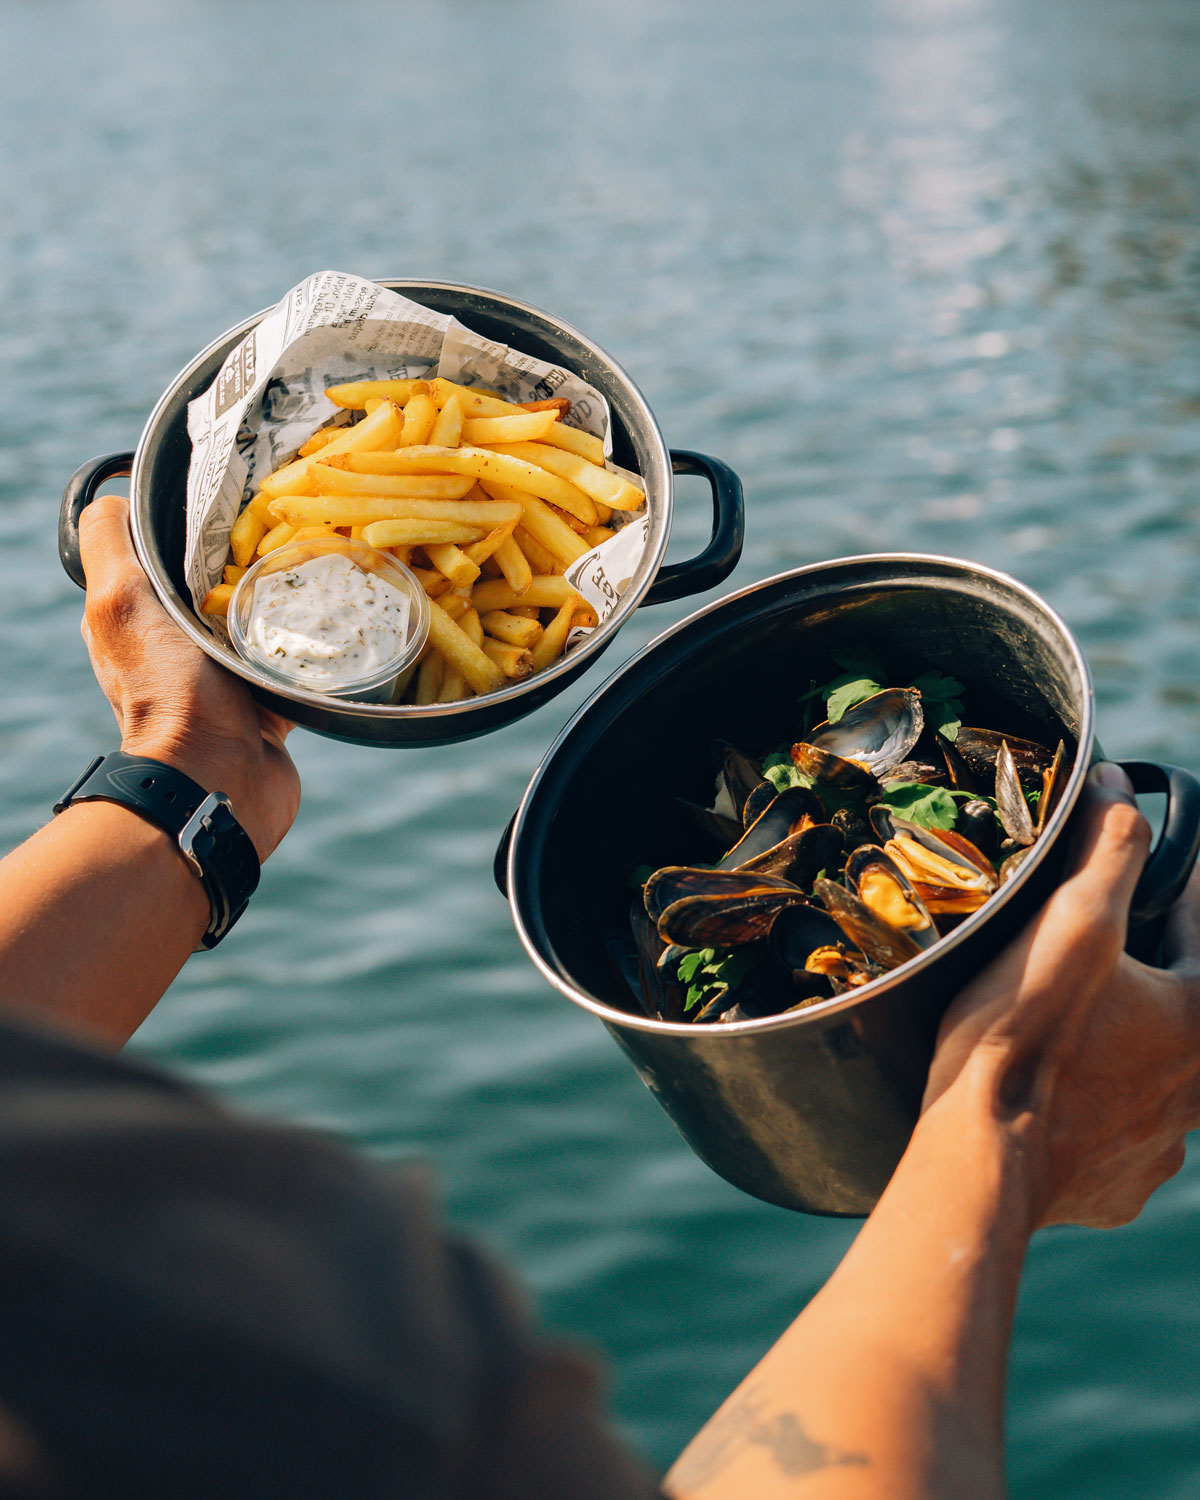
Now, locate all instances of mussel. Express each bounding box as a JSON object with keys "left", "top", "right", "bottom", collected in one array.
[{"left": 645, "top": 866, "right": 810, "bottom": 948}]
